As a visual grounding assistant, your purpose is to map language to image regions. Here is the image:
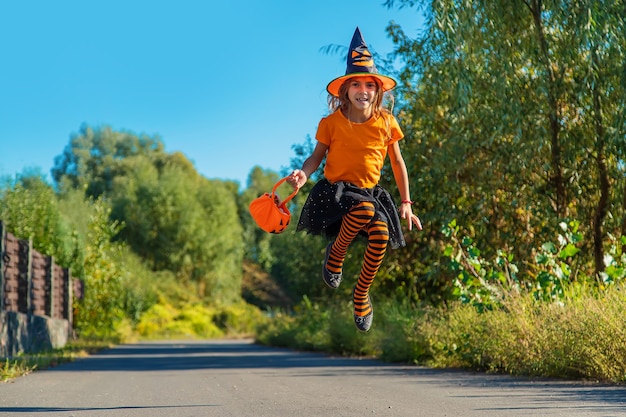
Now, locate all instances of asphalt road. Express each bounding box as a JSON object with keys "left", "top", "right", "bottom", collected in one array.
[{"left": 0, "top": 339, "right": 625, "bottom": 417}]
